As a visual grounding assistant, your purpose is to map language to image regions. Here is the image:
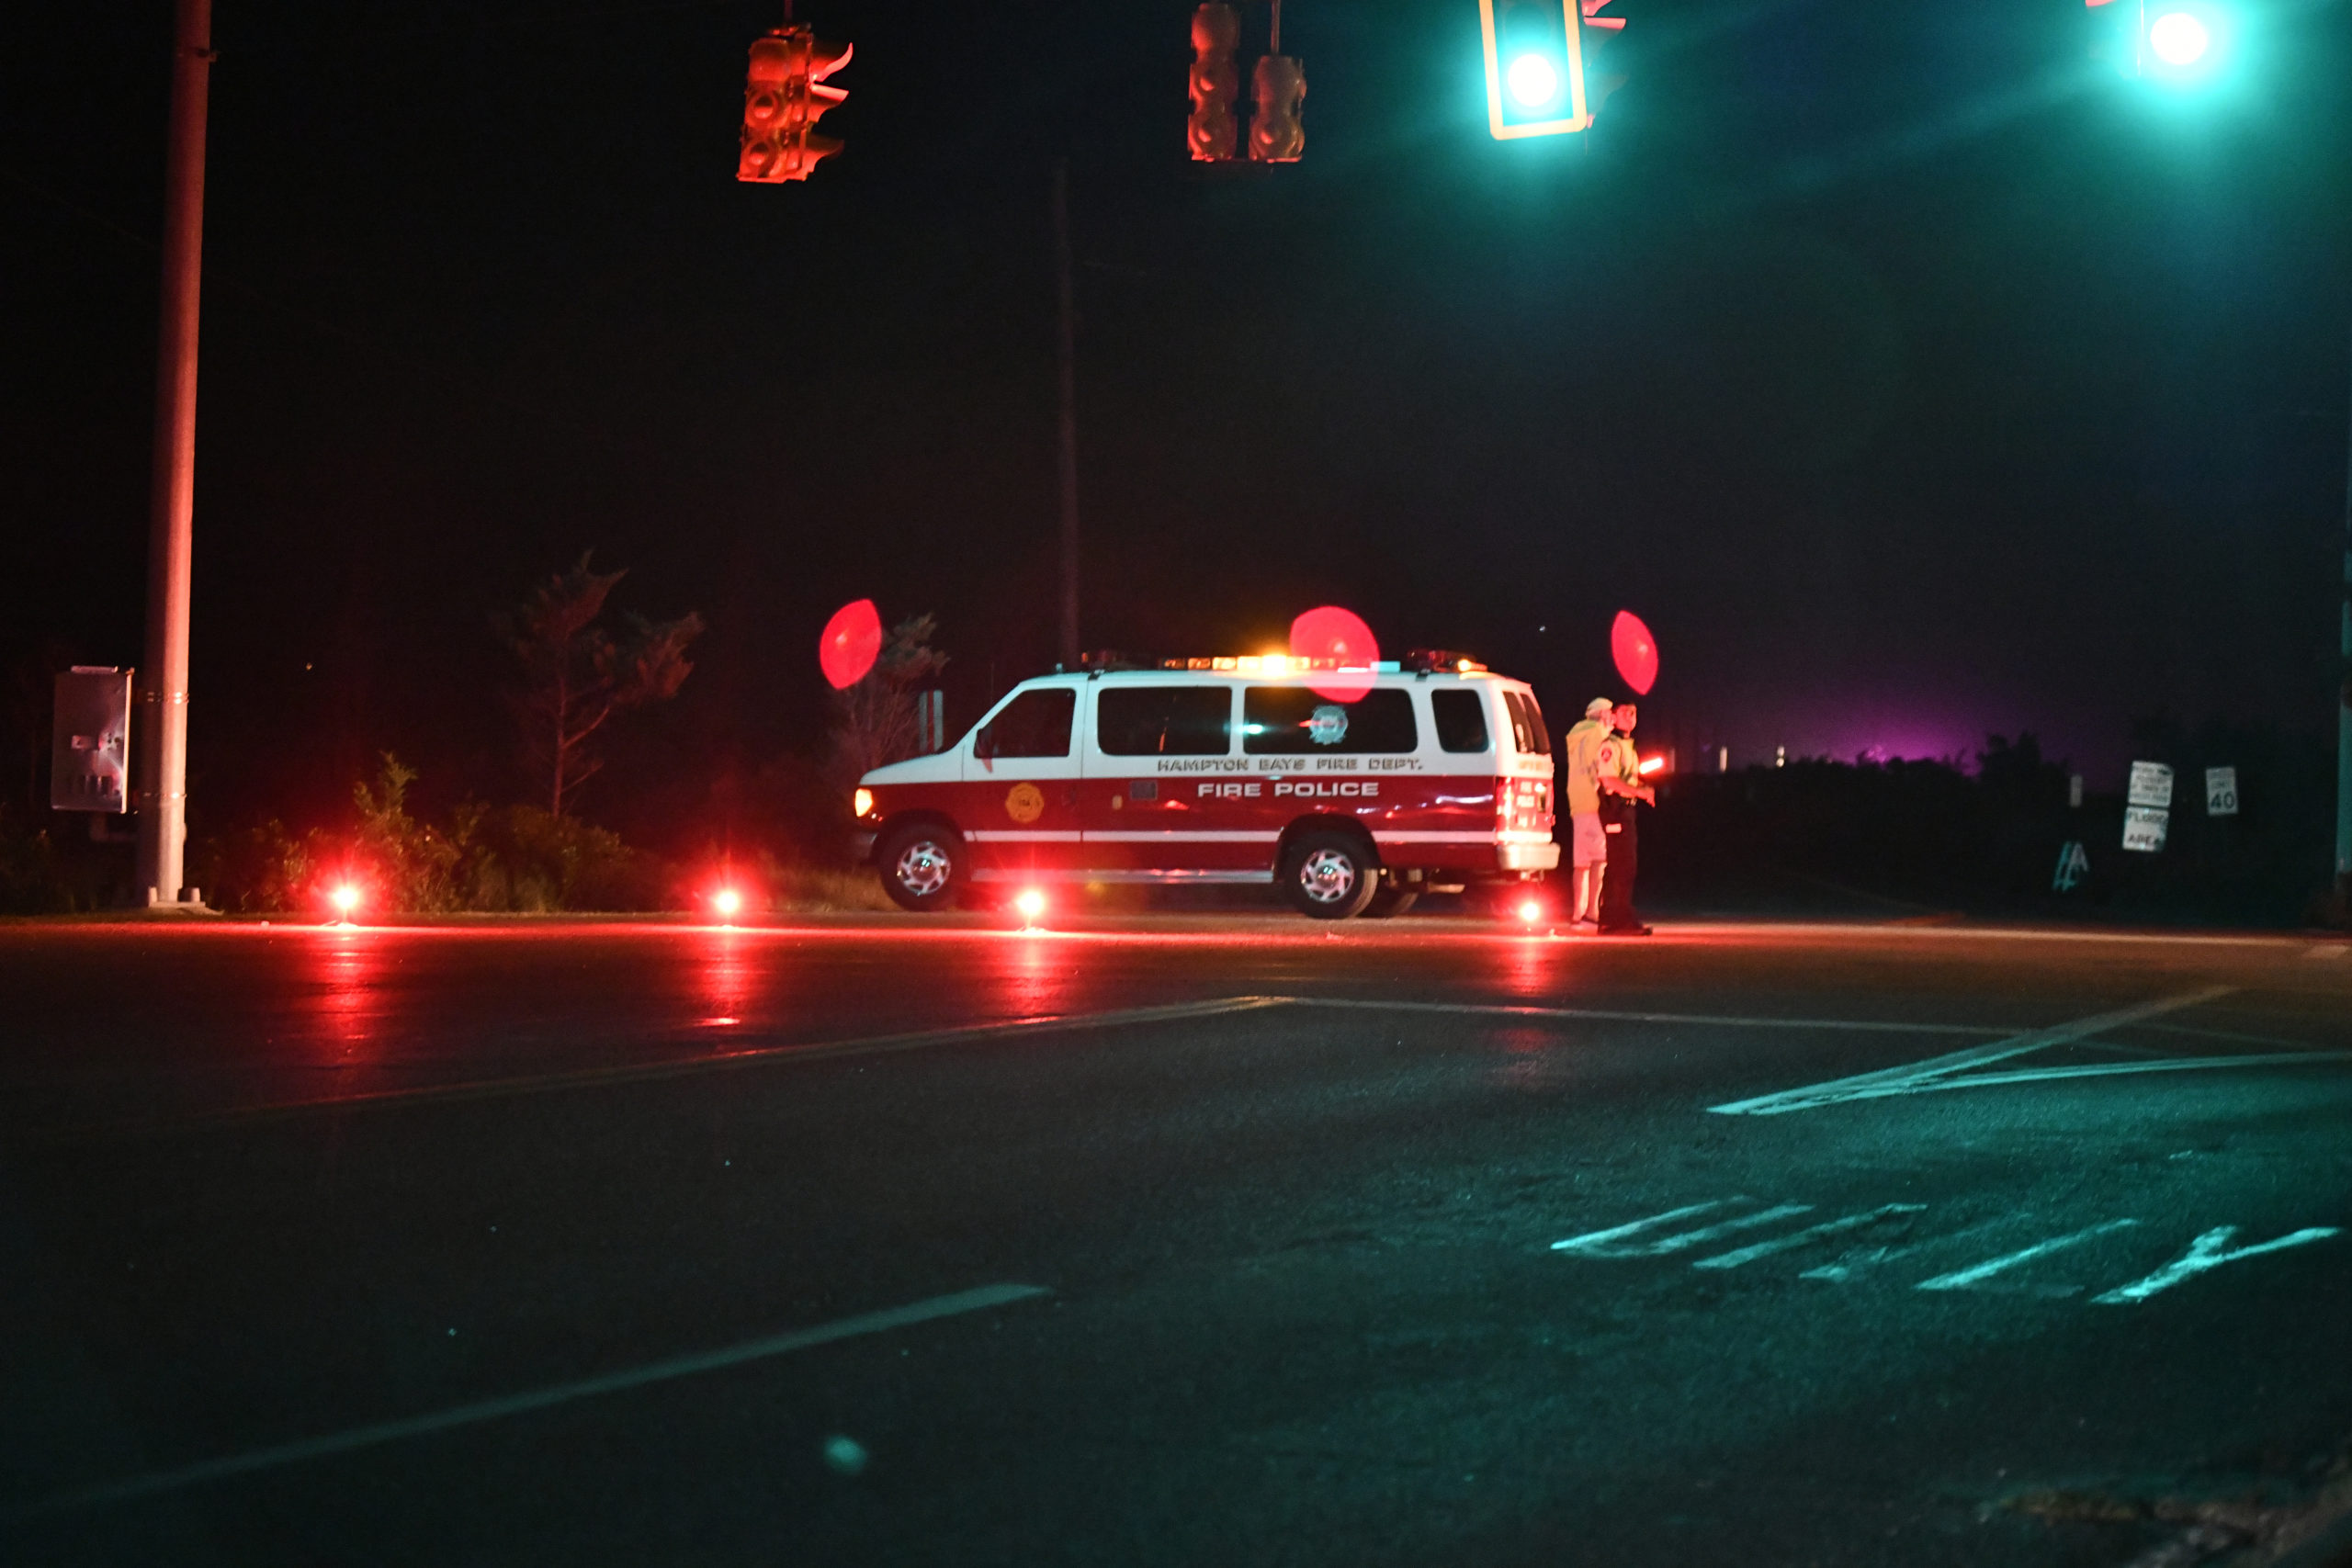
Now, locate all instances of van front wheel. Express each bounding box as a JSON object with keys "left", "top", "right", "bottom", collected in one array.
[
  {"left": 1282, "top": 830, "right": 1378, "bottom": 920},
  {"left": 877, "top": 823, "right": 962, "bottom": 912}
]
